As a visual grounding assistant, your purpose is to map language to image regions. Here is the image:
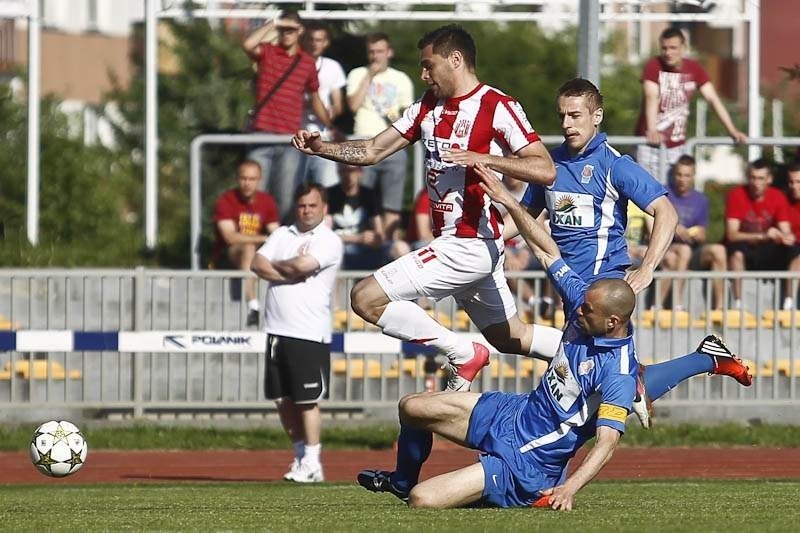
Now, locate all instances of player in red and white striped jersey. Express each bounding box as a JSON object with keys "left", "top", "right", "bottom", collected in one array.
[{"left": 292, "top": 24, "right": 559, "bottom": 389}]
